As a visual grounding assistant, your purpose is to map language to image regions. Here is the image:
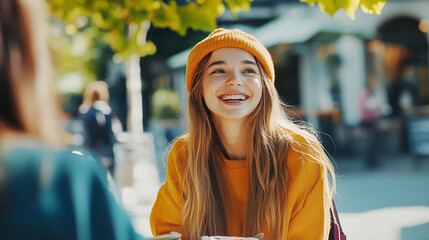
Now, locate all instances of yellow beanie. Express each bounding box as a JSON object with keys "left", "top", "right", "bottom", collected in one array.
[{"left": 186, "top": 28, "right": 274, "bottom": 92}]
